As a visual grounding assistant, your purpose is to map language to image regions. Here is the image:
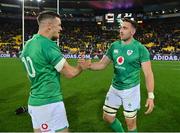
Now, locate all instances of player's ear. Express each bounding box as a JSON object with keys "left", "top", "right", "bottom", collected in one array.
[
  {"left": 47, "top": 26, "right": 50, "bottom": 31},
  {"left": 47, "top": 21, "right": 53, "bottom": 30},
  {"left": 131, "top": 28, "right": 136, "bottom": 35}
]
